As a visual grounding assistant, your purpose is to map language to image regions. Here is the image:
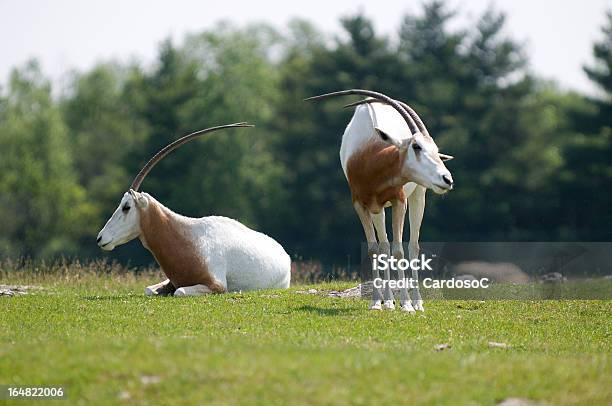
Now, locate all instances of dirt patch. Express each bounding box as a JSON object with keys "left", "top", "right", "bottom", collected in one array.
[
  {"left": 327, "top": 285, "right": 363, "bottom": 298},
  {"left": 488, "top": 341, "right": 511, "bottom": 349},
  {"left": 0, "top": 284, "right": 42, "bottom": 296},
  {"left": 497, "top": 398, "right": 536, "bottom": 406},
  {"left": 295, "top": 288, "right": 319, "bottom": 295},
  {"left": 295, "top": 282, "right": 413, "bottom": 299}
]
